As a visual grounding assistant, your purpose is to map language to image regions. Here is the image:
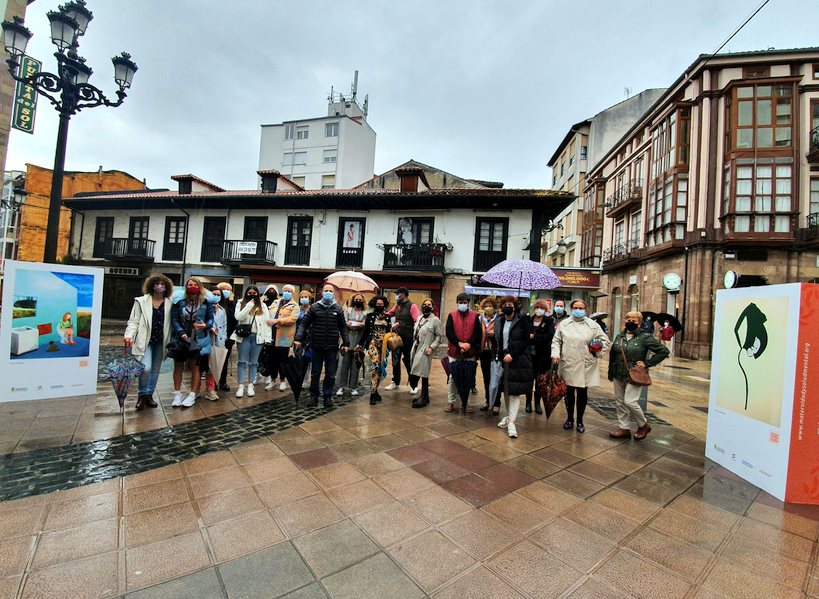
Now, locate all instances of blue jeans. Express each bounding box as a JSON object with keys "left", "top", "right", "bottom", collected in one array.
[
  {"left": 310, "top": 347, "right": 339, "bottom": 400},
  {"left": 138, "top": 340, "right": 165, "bottom": 396},
  {"left": 237, "top": 339, "right": 263, "bottom": 385}
]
